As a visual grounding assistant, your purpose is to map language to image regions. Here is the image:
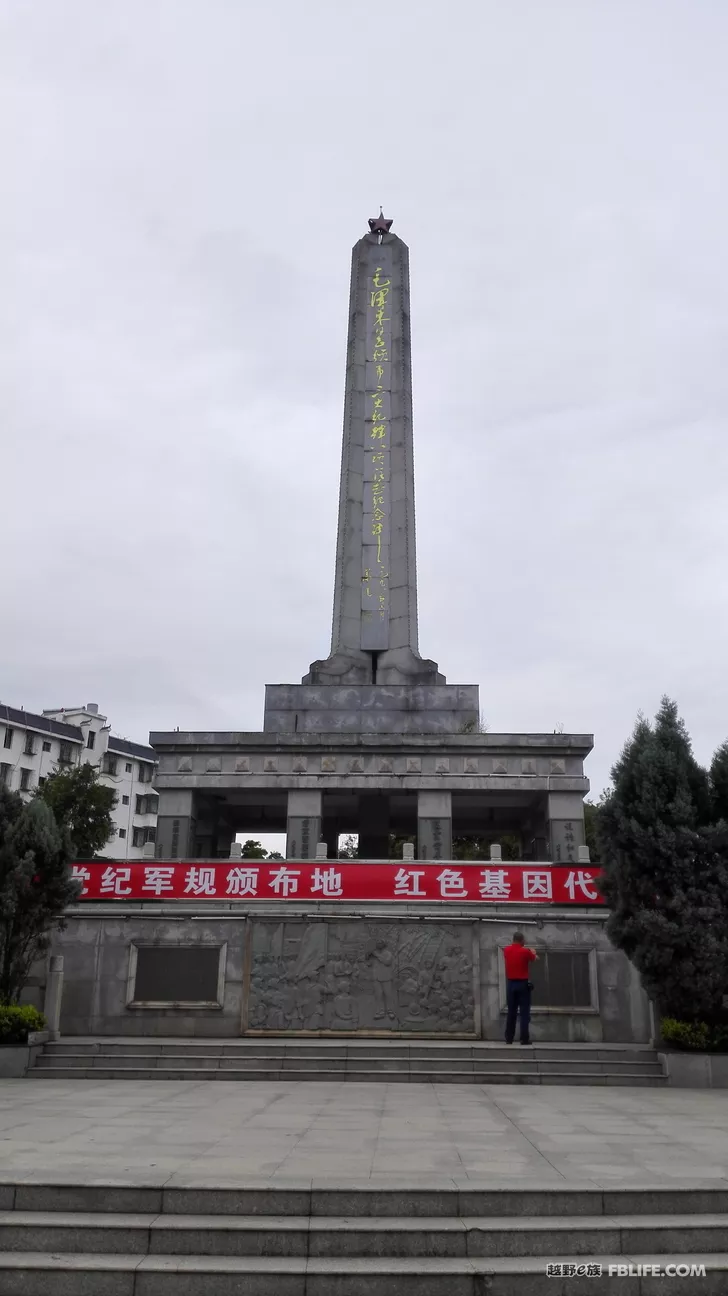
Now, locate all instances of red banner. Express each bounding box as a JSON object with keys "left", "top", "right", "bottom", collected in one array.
[{"left": 70, "top": 861, "right": 604, "bottom": 904}]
